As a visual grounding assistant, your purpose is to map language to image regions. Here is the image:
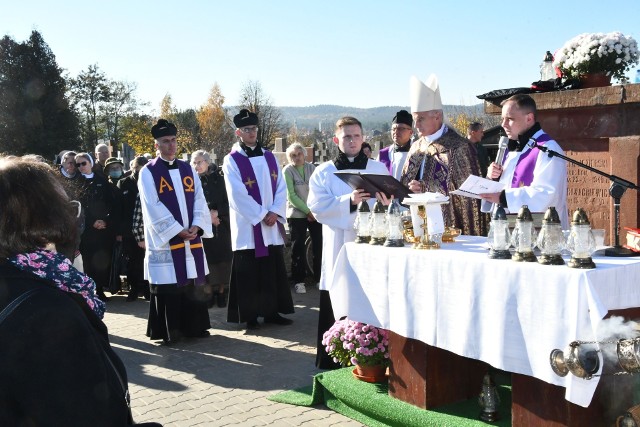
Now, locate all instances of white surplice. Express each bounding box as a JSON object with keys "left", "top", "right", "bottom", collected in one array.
[
  {"left": 222, "top": 144, "right": 287, "bottom": 251},
  {"left": 138, "top": 162, "right": 212, "bottom": 285},
  {"left": 481, "top": 129, "right": 569, "bottom": 228},
  {"left": 307, "top": 159, "right": 389, "bottom": 291}
]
